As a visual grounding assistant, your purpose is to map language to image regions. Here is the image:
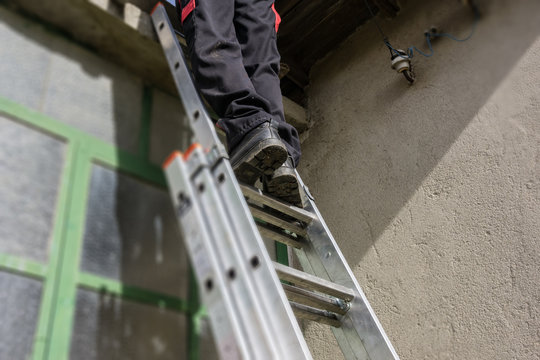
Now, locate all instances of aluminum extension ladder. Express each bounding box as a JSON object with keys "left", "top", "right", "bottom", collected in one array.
[{"left": 151, "top": 3, "right": 400, "bottom": 359}]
